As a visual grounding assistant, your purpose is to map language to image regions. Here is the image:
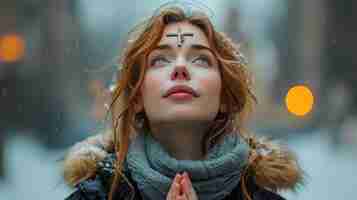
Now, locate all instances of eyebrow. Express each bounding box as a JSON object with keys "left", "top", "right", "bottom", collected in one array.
[{"left": 152, "top": 44, "right": 213, "bottom": 52}]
